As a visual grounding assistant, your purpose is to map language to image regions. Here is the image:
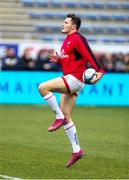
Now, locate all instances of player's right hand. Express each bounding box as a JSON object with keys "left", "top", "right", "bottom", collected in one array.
[
  {"left": 91, "top": 72, "right": 104, "bottom": 84},
  {"left": 49, "top": 50, "right": 59, "bottom": 63}
]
